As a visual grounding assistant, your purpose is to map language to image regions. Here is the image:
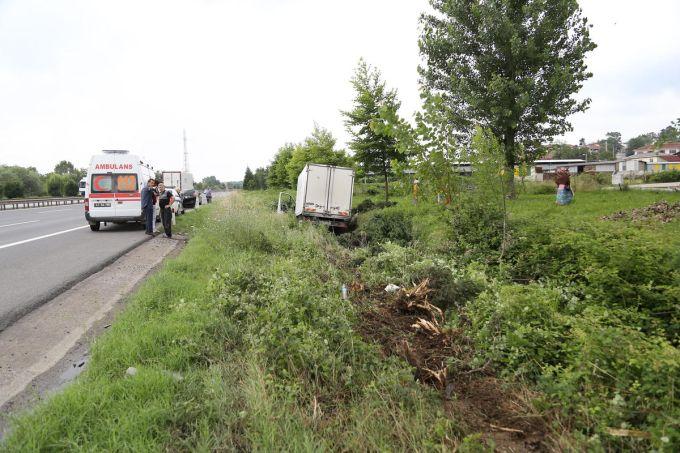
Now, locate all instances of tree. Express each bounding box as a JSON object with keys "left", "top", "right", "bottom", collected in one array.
[
  {"left": 342, "top": 59, "right": 404, "bottom": 201},
  {"left": 253, "top": 167, "right": 268, "bottom": 190},
  {"left": 419, "top": 0, "right": 596, "bottom": 189},
  {"left": 243, "top": 167, "right": 256, "bottom": 191},
  {"left": 285, "top": 125, "right": 353, "bottom": 187},
  {"left": 1, "top": 173, "right": 24, "bottom": 198},
  {"left": 267, "top": 144, "right": 295, "bottom": 188},
  {"left": 549, "top": 143, "right": 586, "bottom": 160},
  {"left": 46, "top": 173, "right": 66, "bottom": 196},
  {"left": 201, "top": 176, "right": 222, "bottom": 188},
  {"left": 626, "top": 133, "right": 656, "bottom": 154},
  {"left": 63, "top": 177, "right": 80, "bottom": 196},
  {"left": 54, "top": 160, "right": 77, "bottom": 175},
  {"left": 657, "top": 118, "right": 680, "bottom": 145}
]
